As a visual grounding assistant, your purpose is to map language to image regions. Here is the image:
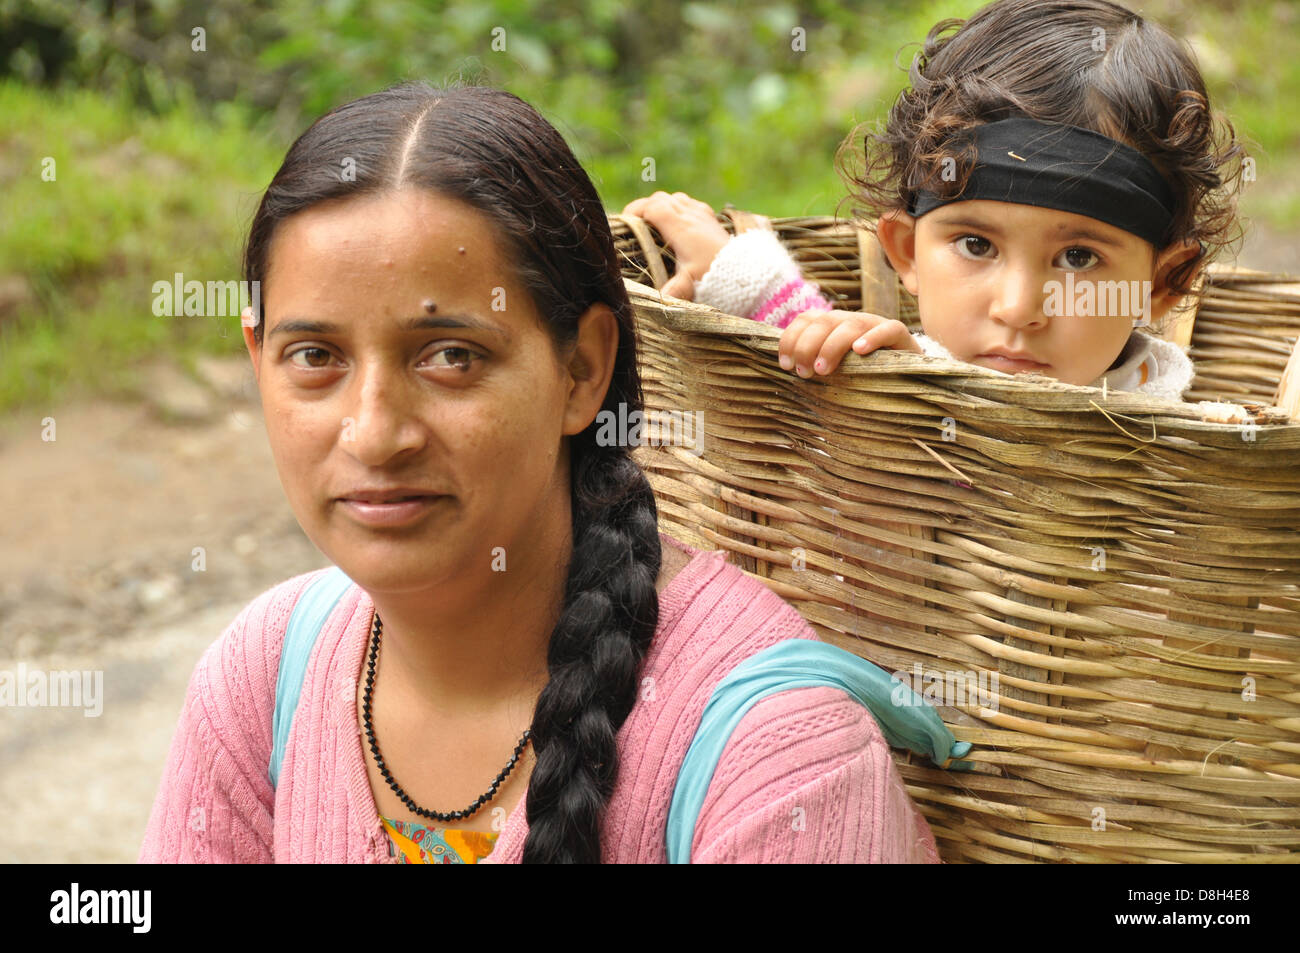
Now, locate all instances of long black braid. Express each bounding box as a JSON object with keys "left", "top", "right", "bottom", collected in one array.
[{"left": 522, "top": 442, "right": 661, "bottom": 862}]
